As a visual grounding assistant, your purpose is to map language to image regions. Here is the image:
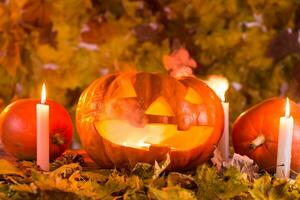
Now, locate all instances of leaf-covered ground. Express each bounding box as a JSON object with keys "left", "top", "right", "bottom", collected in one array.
[
  {"left": 1, "top": 0, "right": 300, "bottom": 125},
  {"left": 0, "top": 151, "right": 300, "bottom": 200}
]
